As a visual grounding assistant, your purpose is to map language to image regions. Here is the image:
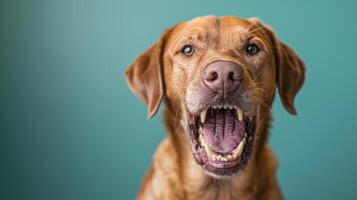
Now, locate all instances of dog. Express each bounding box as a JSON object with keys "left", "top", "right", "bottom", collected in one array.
[{"left": 125, "top": 16, "right": 305, "bottom": 200}]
